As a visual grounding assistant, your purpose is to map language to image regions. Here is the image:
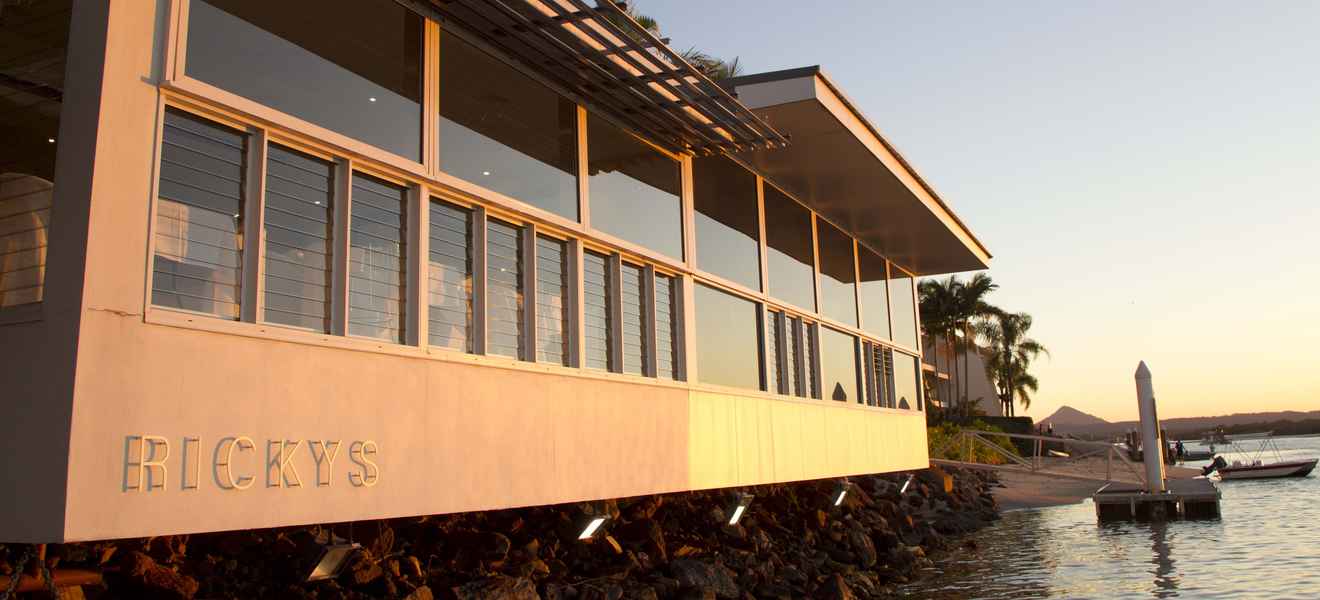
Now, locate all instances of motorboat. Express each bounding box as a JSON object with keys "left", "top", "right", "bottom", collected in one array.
[{"left": 1200, "top": 432, "right": 1318, "bottom": 480}]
